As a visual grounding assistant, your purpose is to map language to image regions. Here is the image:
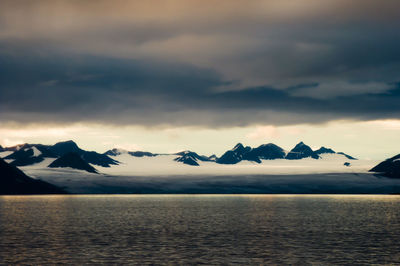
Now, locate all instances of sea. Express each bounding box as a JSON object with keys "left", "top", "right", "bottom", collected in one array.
[{"left": 1, "top": 195, "right": 399, "bottom": 265}]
